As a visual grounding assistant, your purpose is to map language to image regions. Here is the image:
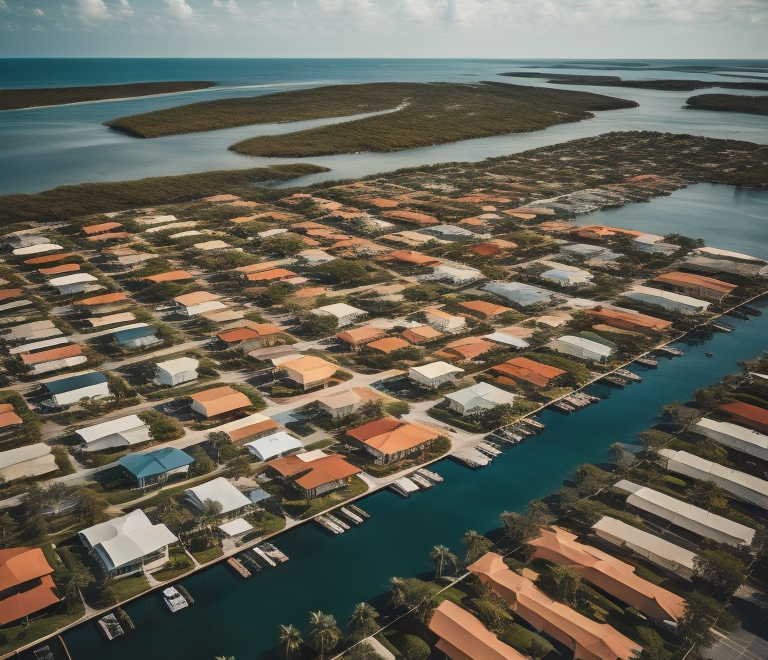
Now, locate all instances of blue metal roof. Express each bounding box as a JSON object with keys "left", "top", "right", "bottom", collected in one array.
[
  {"left": 114, "top": 325, "right": 157, "bottom": 343},
  {"left": 118, "top": 447, "right": 194, "bottom": 479},
  {"left": 44, "top": 372, "right": 107, "bottom": 395},
  {"left": 249, "top": 488, "right": 271, "bottom": 504}
]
